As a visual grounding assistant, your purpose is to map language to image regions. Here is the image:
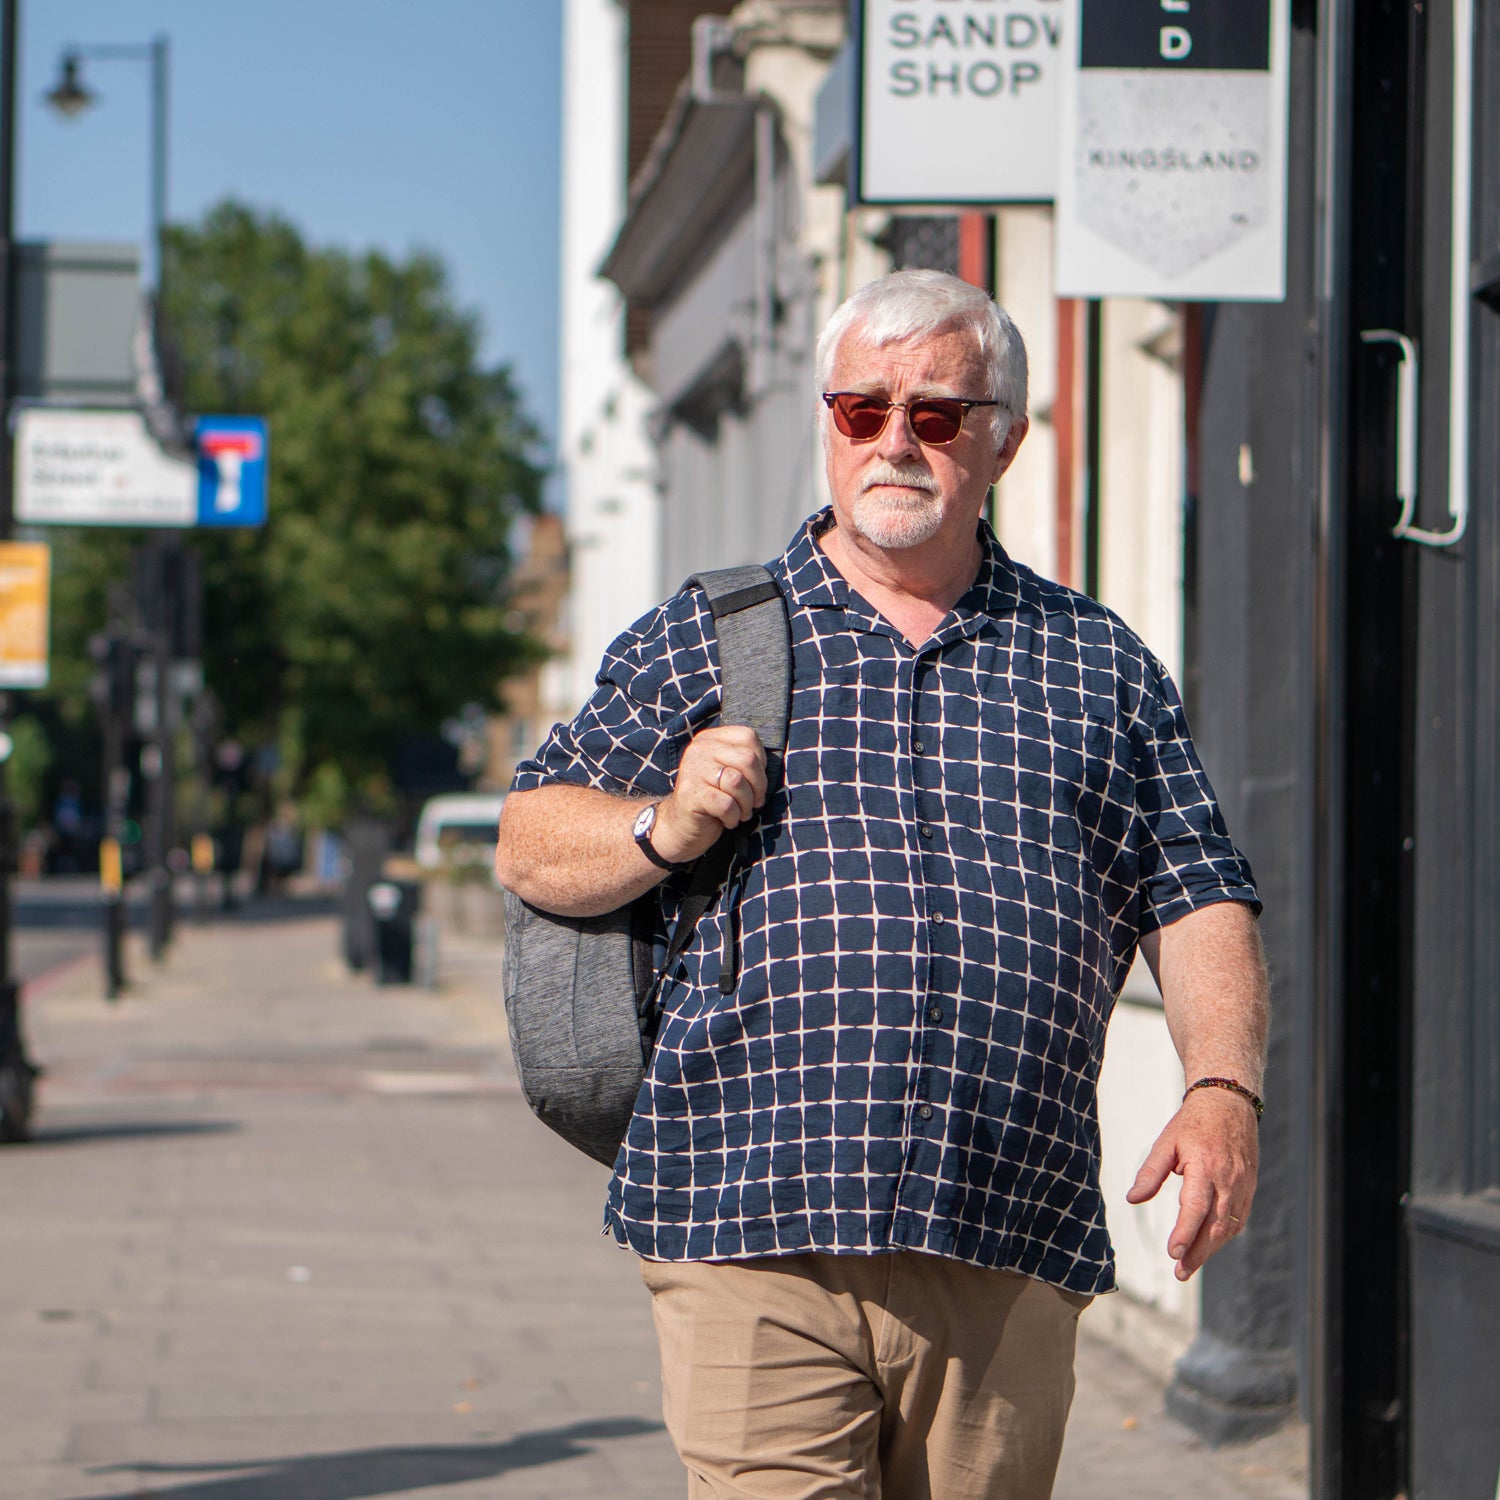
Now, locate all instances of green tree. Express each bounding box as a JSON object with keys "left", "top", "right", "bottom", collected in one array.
[
  {"left": 5, "top": 715, "right": 54, "bottom": 831},
  {"left": 47, "top": 201, "right": 546, "bottom": 819}
]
